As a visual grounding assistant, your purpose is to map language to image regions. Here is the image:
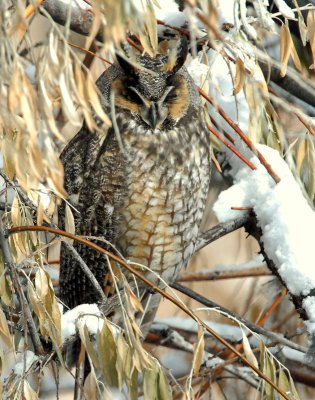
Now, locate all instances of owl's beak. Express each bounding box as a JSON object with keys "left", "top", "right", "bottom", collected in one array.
[{"left": 147, "top": 104, "right": 158, "bottom": 129}]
